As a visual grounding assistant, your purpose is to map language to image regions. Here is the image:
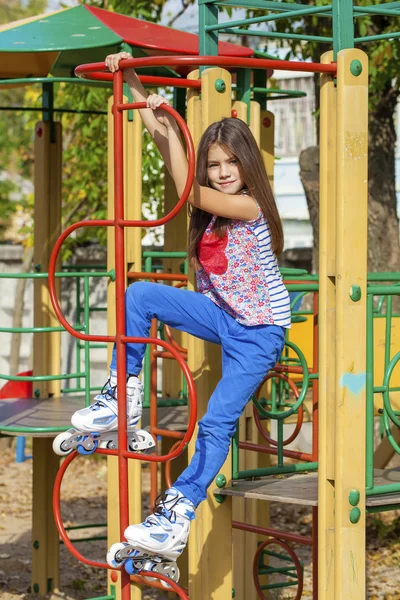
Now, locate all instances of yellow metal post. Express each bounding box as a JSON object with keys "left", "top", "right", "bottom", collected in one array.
[
  {"left": 318, "top": 50, "right": 337, "bottom": 600},
  {"left": 106, "top": 97, "right": 142, "bottom": 600},
  {"left": 334, "top": 48, "right": 368, "bottom": 598},
  {"left": 186, "top": 67, "right": 233, "bottom": 600},
  {"left": 318, "top": 48, "right": 368, "bottom": 600},
  {"left": 32, "top": 120, "right": 62, "bottom": 594}
]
